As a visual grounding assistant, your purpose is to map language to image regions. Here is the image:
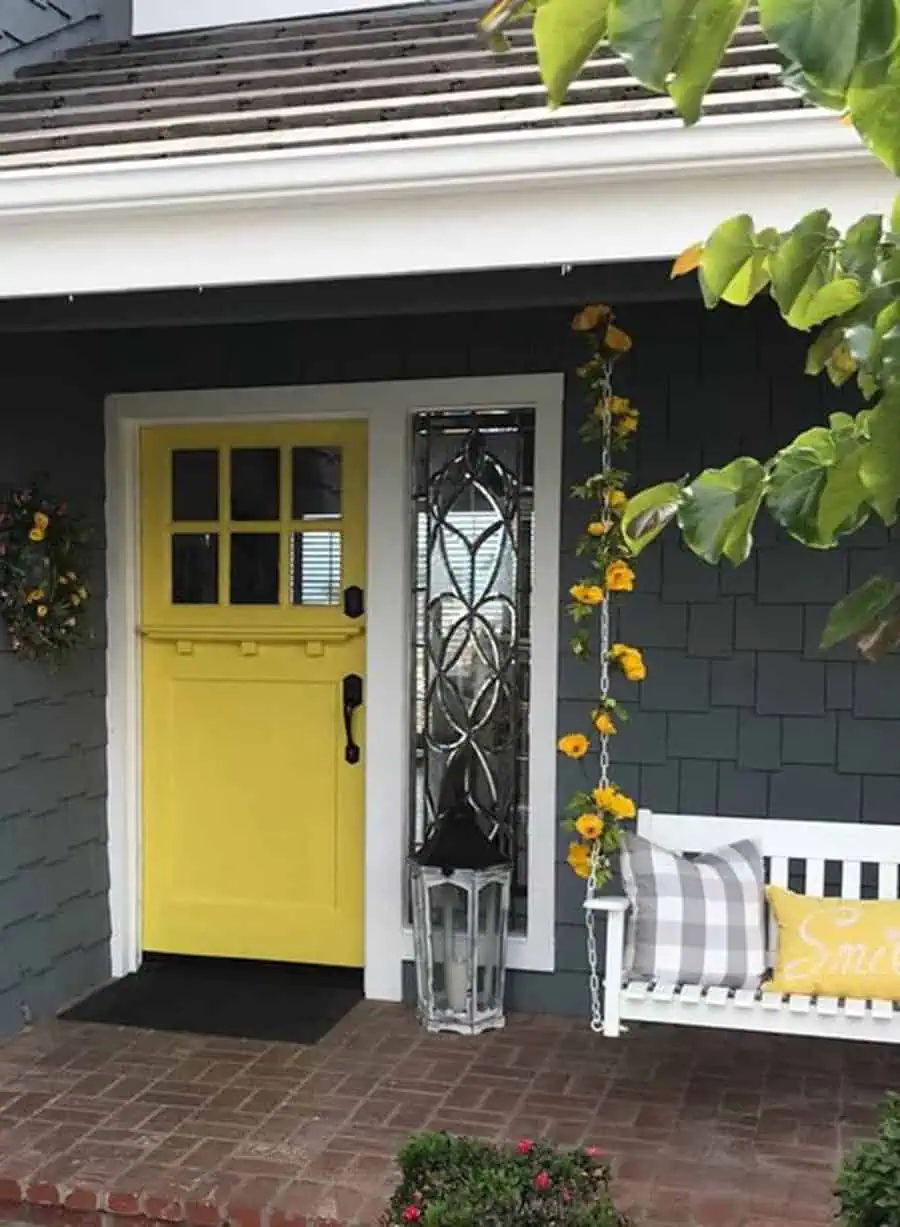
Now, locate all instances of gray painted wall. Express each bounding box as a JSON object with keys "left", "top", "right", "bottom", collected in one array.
[
  {"left": 0, "top": 371, "right": 109, "bottom": 1036},
  {"left": 0, "top": 292, "right": 896, "bottom": 1034},
  {"left": 0, "top": 1, "right": 130, "bottom": 77}
]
